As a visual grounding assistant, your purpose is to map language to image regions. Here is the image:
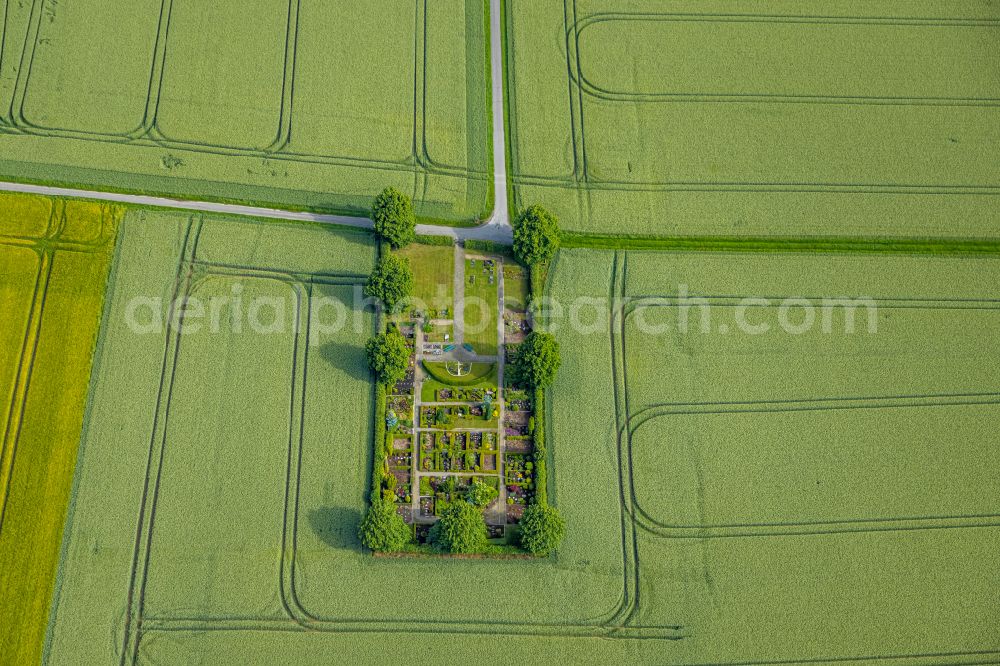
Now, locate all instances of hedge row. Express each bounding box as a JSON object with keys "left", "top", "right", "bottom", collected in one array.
[
  {"left": 372, "top": 382, "right": 388, "bottom": 498},
  {"left": 532, "top": 387, "right": 547, "bottom": 505},
  {"left": 466, "top": 239, "right": 516, "bottom": 259},
  {"left": 414, "top": 234, "right": 455, "bottom": 247}
]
